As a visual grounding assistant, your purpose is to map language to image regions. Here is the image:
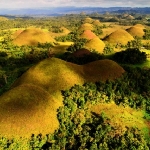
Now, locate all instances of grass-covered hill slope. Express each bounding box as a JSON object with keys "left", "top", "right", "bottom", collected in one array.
[
  {"left": 126, "top": 26, "right": 145, "bottom": 38},
  {"left": 82, "top": 17, "right": 93, "bottom": 24},
  {"left": 103, "top": 29, "right": 134, "bottom": 45},
  {"left": 80, "top": 30, "right": 97, "bottom": 40},
  {"left": 134, "top": 24, "right": 145, "bottom": 29},
  {"left": 92, "top": 19, "right": 101, "bottom": 26},
  {"left": 0, "top": 84, "right": 60, "bottom": 138},
  {"left": 0, "top": 57, "right": 125, "bottom": 137},
  {"left": 84, "top": 37, "right": 105, "bottom": 53},
  {"left": 0, "top": 16, "right": 8, "bottom": 21},
  {"left": 13, "top": 28, "right": 55, "bottom": 46},
  {"left": 12, "top": 29, "right": 23, "bottom": 39},
  {"left": 78, "top": 23, "right": 94, "bottom": 32}
]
